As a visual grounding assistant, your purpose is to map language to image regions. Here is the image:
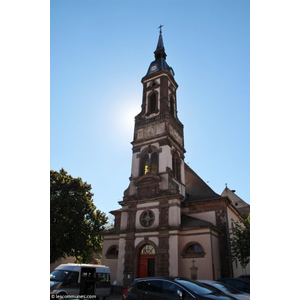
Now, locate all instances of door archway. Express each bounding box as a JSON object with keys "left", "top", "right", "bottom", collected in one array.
[{"left": 138, "top": 244, "right": 156, "bottom": 277}]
